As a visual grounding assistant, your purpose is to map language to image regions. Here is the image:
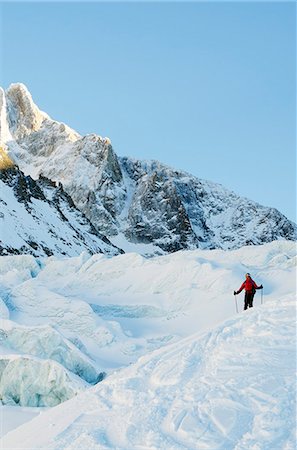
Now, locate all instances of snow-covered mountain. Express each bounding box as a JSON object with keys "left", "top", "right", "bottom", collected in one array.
[
  {"left": 0, "top": 83, "right": 295, "bottom": 449},
  {"left": 1, "top": 83, "right": 295, "bottom": 255},
  {"left": 0, "top": 152, "right": 121, "bottom": 257},
  {"left": 0, "top": 241, "right": 295, "bottom": 448}
]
